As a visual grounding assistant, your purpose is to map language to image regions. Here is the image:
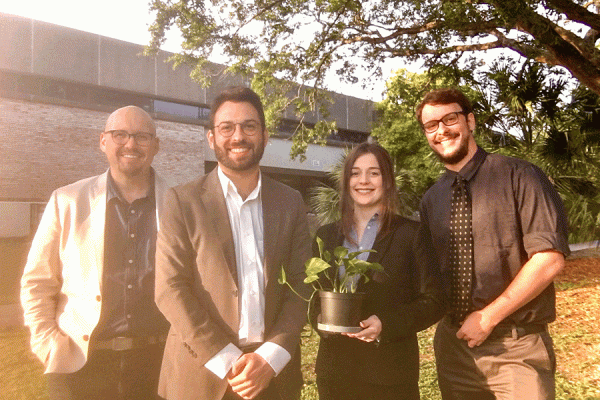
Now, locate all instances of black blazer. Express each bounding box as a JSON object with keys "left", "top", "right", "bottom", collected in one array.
[{"left": 313, "top": 215, "right": 446, "bottom": 387}]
